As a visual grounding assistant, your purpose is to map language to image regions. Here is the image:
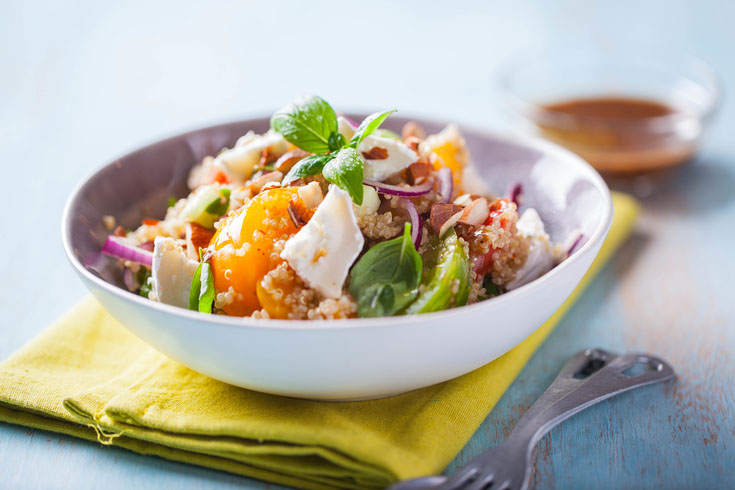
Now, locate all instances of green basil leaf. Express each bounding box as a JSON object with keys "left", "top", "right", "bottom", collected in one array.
[
  {"left": 197, "top": 262, "right": 215, "bottom": 313},
  {"left": 348, "top": 110, "right": 397, "bottom": 148},
  {"left": 167, "top": 196, "right": 177, "bottom": 208},
  {"left": 328, "top": 130, "right": 346, "bottom": 152},
  {"left": 189, "top": 252, "right": 216, "bottom": 313},
  {"left": 204, "top": 188, "right": 231, "bottom": 216},
  {"left": 138, "top": 269, "right": 153, "bottom": 298},
  {"left": 479, "top": 277, "right": 500, "bottom": 300},
  {"left": 270, "top": 95, "right": 338, "bottom": 153},
  {"left": 282, "top": 153, "right": 334, "bottom": 185},
  {"left": 405, "top": 229, "right": 470, "bottom": 314},
  {"left": 323, "top": 147, "right": 364, "bottom": 205},
  {"left": 188, "top": 262, "right": 203, "bottom": 311},
  {"left": 349, "top": 223, "right": 422, "bottom": 317}
]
